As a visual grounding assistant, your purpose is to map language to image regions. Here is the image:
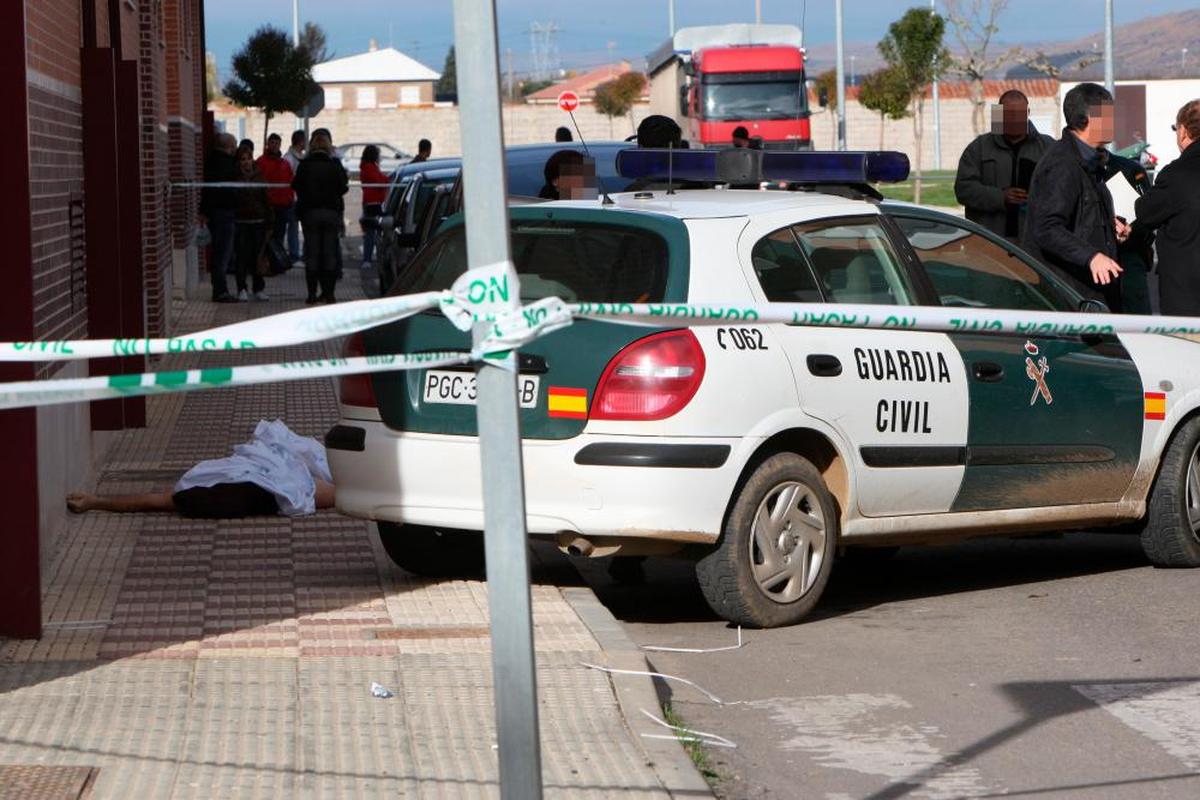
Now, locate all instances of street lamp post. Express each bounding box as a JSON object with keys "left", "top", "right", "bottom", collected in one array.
[
  {"left": 1183, "top": 48, "right": 1189, "bottom": 74},
  {"left": 850, "top": 54, "right": 857, "bottom": 87},
  {"left": 835, "top": 0, "right": 846, "bottom": 150},
  {"left": 930, "top": 0, "right": 942, "bottom": 171},
  {"left": 1104, "top": 0, "right": 1114, "bottom": 94}
]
